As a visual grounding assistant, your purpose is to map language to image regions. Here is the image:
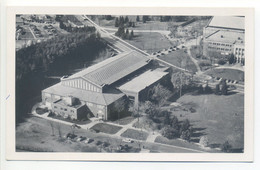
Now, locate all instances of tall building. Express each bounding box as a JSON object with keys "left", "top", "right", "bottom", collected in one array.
[
  {"left": 41, "top": 51, "right": 169, "bottom": 120},
  {"left": 203, "top": 16, "right": 245, "bottom": 64}
]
